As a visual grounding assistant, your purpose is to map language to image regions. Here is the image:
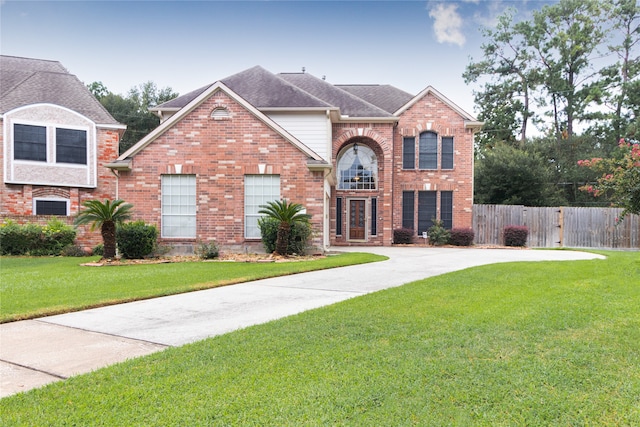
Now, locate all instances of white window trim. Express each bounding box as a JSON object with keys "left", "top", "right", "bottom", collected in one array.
[{"left": 33, "top": 198, "right": 70, "bottom": 216}]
